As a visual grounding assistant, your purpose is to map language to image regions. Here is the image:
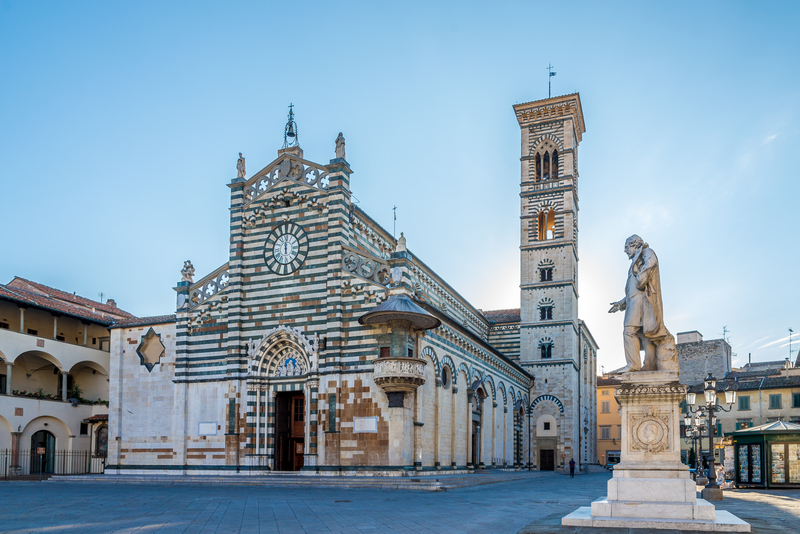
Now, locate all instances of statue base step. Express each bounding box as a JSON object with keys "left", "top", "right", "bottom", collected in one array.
[
  {"left": 607, "top": 476, "right": 697, "bottom": 503},
  {"left": 591, "top": 497, "right": 715, "bottom": 520},
  {"left": 562, "top": 506, "right": 750, "bottom": 532}
]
